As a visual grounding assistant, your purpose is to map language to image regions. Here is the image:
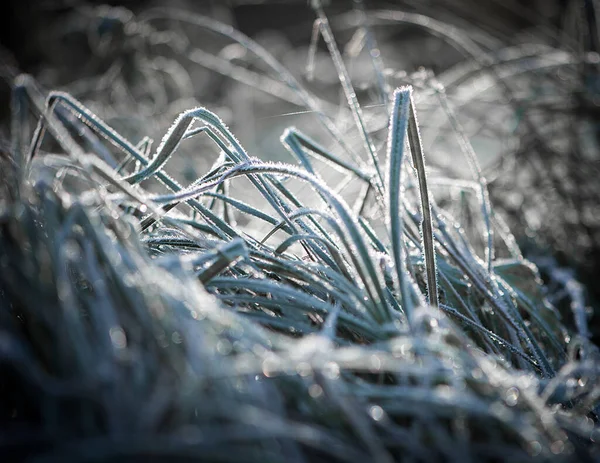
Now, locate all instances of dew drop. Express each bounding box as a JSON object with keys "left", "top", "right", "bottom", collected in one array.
[
  {"left": 309, "top": 384, "right": 323, "bottom": 398},
  {"left": 529, "top": 441, "right": 542, "bottom": 456},
  {"left": 505, "top": 387, "right": 519, "bottom": 406},
  {"left": 262, "top": 357, "right": 278, "bottom": 377},
  {"left": 217, "top": 339, "right": 232, "bottom": 355},
  {"left": 369, "top": 405, "right": 384, "bottom": 421},
  {"left": 109, "top": 326, "right": 127, "bottom": 349}
]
